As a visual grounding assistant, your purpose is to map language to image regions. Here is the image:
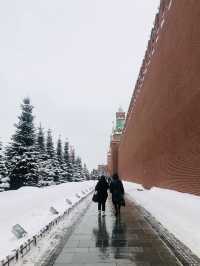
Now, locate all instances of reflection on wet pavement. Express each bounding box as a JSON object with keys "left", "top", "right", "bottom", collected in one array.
[
  {"left": 93, "top": 214, "right": 109, "bottom": 255},
  {"left": 54, "top": 197, "right": 182, "bottom": 266}
]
